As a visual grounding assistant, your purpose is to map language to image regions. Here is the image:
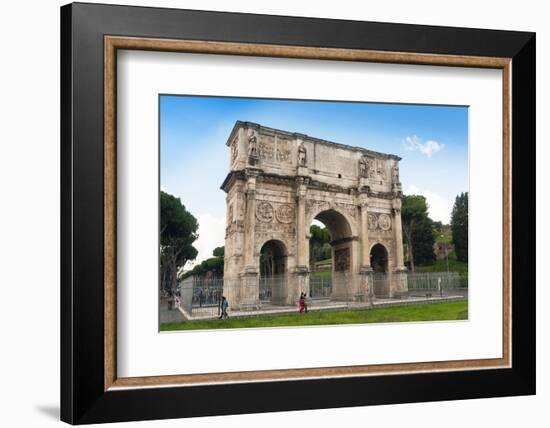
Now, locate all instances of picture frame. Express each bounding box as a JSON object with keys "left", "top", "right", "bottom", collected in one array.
[{"left": 60, "top": 2, "right": 535, "bottom": 424}]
